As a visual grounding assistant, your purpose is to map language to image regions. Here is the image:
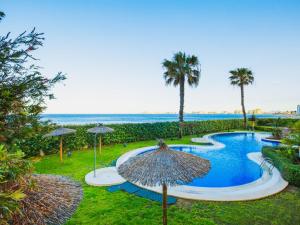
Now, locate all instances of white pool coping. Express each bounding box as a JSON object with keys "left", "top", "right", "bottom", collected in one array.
[
  {"left": 261, "top": 138, "right": 282, "bottom": 143},
  {"left": 85, "top": 167, "right": 126, "bottom": 187},
  {"left": 115, "top": 131, "right": 288, "bottom": 201},
  {"left": 191, "top": 137, "right": 212, "bottom": 144}
]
